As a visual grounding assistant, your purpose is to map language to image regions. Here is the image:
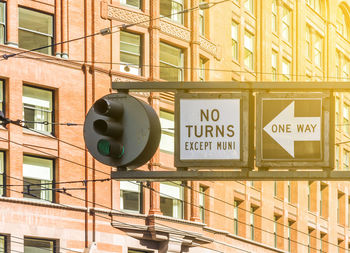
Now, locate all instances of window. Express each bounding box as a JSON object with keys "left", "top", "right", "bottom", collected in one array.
[
  {"left": 160, "top": 110, "right": 174, "bottom": 153},
  {"left": 120, "top": 31, "right": 141, "bottom": 75},
  {"left": 336, "top": 145, "right": 340, "bottom": 170},
  {"left": 244, "top": 31, "right": 254, "bottom": 70},
  {"left": 336, "top": 98, "right": 340, "bottom": 130},
  {"left": 232, "top": 21, "right": 238, "bottom": 61},
  {"left": 320, "top": 233, "right": 327, "bottom": 253},
  {"left": 273, "top": 215, "right": 278, "bottom": 248},
  {"left": 120, "top": 0, "right": 141, "bottom": 9},
  {"left": 348, "top": 198, "right": 350, "bottom": 227},
  {"left": 337, "top": 7, "right": 348, "bottom": 39},
  {"left": 320, "top": 183, "right": 328, "bottom": 217},
  {"left": 0, "top": 235, "right": 7, "bottom": 253},
  {"left": 0, "top": 152, "right": 5, "bottom": 197},
  {"left": 343, "top": 104, "right": 350, "bottom": 135},
  {"left": 160, "top": 0, "right": 184, "bottom": 24},
  {"left": 272, "top": 0, "right": 277, "bottom": 33},
  {"left": 0, "top": 80, "right": 4, "bottom": 113},
  {"left": 23, "top": 85, "right": 53, "bottom": 134},
  {"left": 314, "top": 34, "right": 322, "bottom": 67},
  {"left": 0, "top": 2, "right": 5, "bottom": 44},
  {"left": 282, "top": 6, "right": 291, "bottom": 43},
  {"left": 342, "top": 59, "right": 349, "bottom": 81},
  {"left": 344, "top": 150, "right": 350, "bottom": 170},
  {"left": 288, "top": 221, "right": 292, "bottom": 252},
  {"left": 244, "top": 0, "right": 253, "bottom": 14},
  {"left": 199, "top": 186, "right": 206, "bottom": 222},
  {"left": 199, "top": 57, "right": 206, "bottom": 81},
  {"left": 160, "top": 42, "right": 184, "bottom": 81},
  {"left": 336, "top": 52, "right": 340, "bottom": 80},
  {"left": 120, "top": 181, "right": 141, "bottom": 213},
  {"left": 233, "top": 200, "right": 238, "bottom": 235},
  {"left": 23, "top": 156, "right": 54, "bottom": 202},
  {"left": 128, "top": 250, "right": 148, "bottom": 253},
  {"left": 306, "top": 26, "right": 311, "bottom": 59},
  {"left": 250, "top": 206, "right": 256, "bottom": 240},
  {"left": 337, "top": 191, "right": 345, "bottom": 225},
  {"left": 306, "top": 0, "right": 321, "bottom": 14},
  {"left": 273, "top": 181, "right": 277, "bottom": 197},
  {"left": 199, "top": 1, "right": 205, "bottom": 36},
  {"left": 160, "top": 182, "right": 184, "bottom": 219},
  {"left": 272, "top": 51, "right": 277, "bottom": 80},
  {"left": 24, "top": 237, "right": 56, "bottom": 253},
  {"left": 287, "top": 181, "right": 291, "bottom": 203},
  {"left": 282, "top": 59, "right": 291, "bottom": 81},
  {"left": 18, "top": 8, "right": 53, "bottom": 55}
]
